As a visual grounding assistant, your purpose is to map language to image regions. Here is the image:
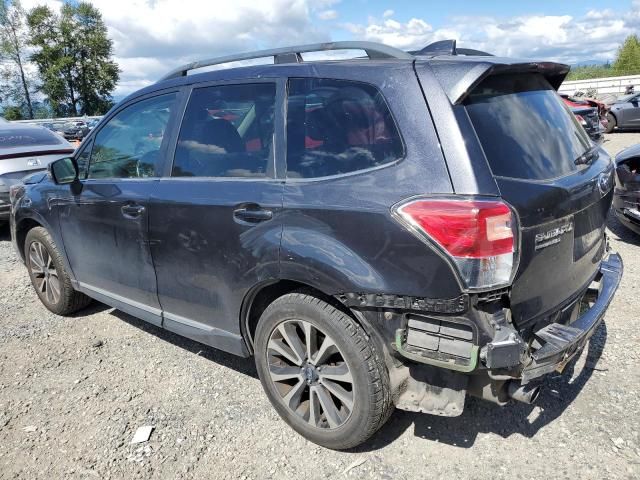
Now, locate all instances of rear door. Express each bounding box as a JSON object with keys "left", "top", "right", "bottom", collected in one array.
[
  {"left": 148, "top": 80, "right": 284, "bottom": 355},
  {"left": 464, "top": 73, "right": 614, "bottom": 330}
]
